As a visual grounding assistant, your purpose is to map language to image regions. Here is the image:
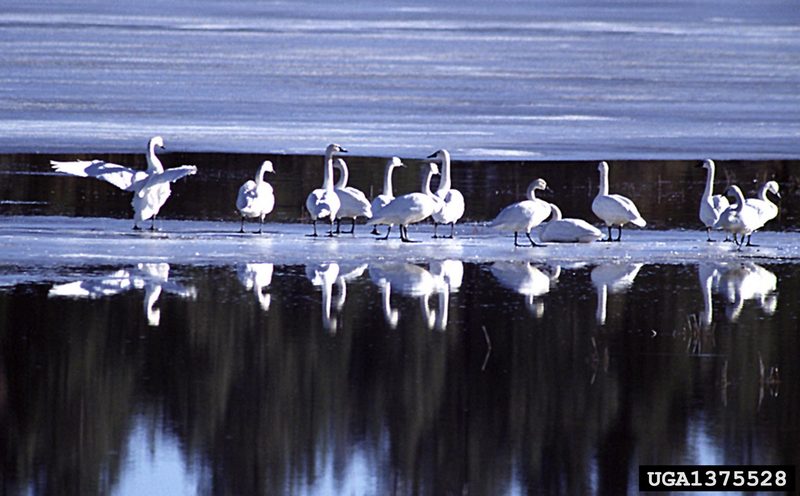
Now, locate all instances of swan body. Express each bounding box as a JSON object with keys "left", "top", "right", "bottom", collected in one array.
[
  {"left": 370, "top": 157, "right": 406, "bottom": 235},
  {"left": 305, "top": 144, "right": 345, "bottom": 236},
  {"left": 51, "top": 136, "right": 197, "bottom": 230},
  {"left": 592, "top": 161, "right": 646, "bottom": 241},
  {"left": 540, "top": 203, "right": 602, "bottom": 243},
  {"left": 490, "top": 178, "right": 551, "bottom": 247},
  {"left": 333, "top": 158, "right": 372, "bottom": 234},
  {"left": 369, "top": 162, "right": 441, "bottom": 242},
  {"left": 428, "top": 149, "right": 465, "bottom": 238},
  {"left": 714, "top": 185, "right": 762, "bottom": 249},
  {"left": 236, "top": 160, "right": 275, "bottom": 233},
  {"left": 698, "top": 159, "right": 730, "bottom": 241}
]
